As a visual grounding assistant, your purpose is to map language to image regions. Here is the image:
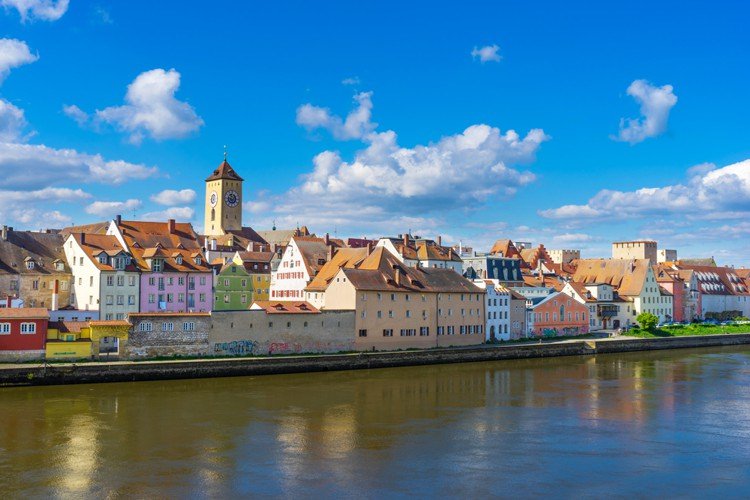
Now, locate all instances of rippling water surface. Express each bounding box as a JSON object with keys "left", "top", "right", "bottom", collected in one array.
[{"left": 2, "top": 346, "right": 750, "bottom": 497}]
